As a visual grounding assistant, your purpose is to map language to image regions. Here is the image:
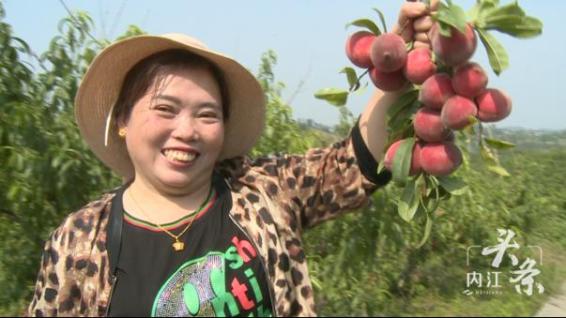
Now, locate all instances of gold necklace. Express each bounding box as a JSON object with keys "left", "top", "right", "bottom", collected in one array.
[{"left": 126, "top": 186, "right": 214, "bottom": 252}]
